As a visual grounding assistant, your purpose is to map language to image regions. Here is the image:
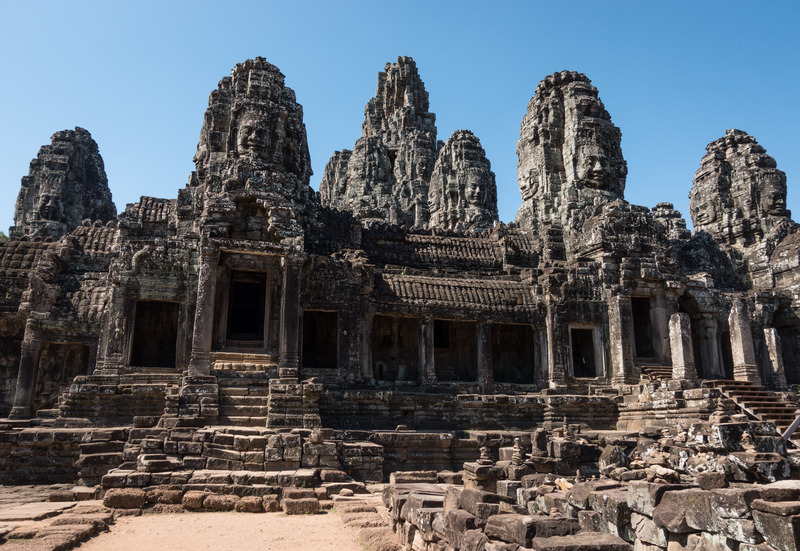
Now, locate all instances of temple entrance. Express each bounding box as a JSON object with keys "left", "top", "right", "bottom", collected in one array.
[
  {"left": 227, "top": 271, "right": 266, "bottom": 345},
  {"left": 130, "top": 301, "right": 179, "bottom": 368},
  {"left": 434, "top": 319, "right": 477, "bottom": 382},
  {"left": 571, "top": 327, "right": 597, "bottom": 378},
  {"left": 492, "top": 323, "right": 535, "bottom": 383},
  {"left": 632, "top": 297, "right": 655, "bottom": 358},
  {"left": 302, "top": 311, "right": 338, "bottom": 369},
  {"left": 372, "top": 315, "right": 419, "bottom": 382}
]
